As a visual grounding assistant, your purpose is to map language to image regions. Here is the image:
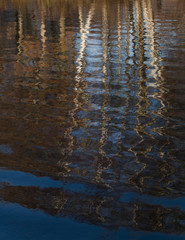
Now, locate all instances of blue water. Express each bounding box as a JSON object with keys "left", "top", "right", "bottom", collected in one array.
[{"left": 0, "top": 203, "right": 184, "bottom": 240}]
